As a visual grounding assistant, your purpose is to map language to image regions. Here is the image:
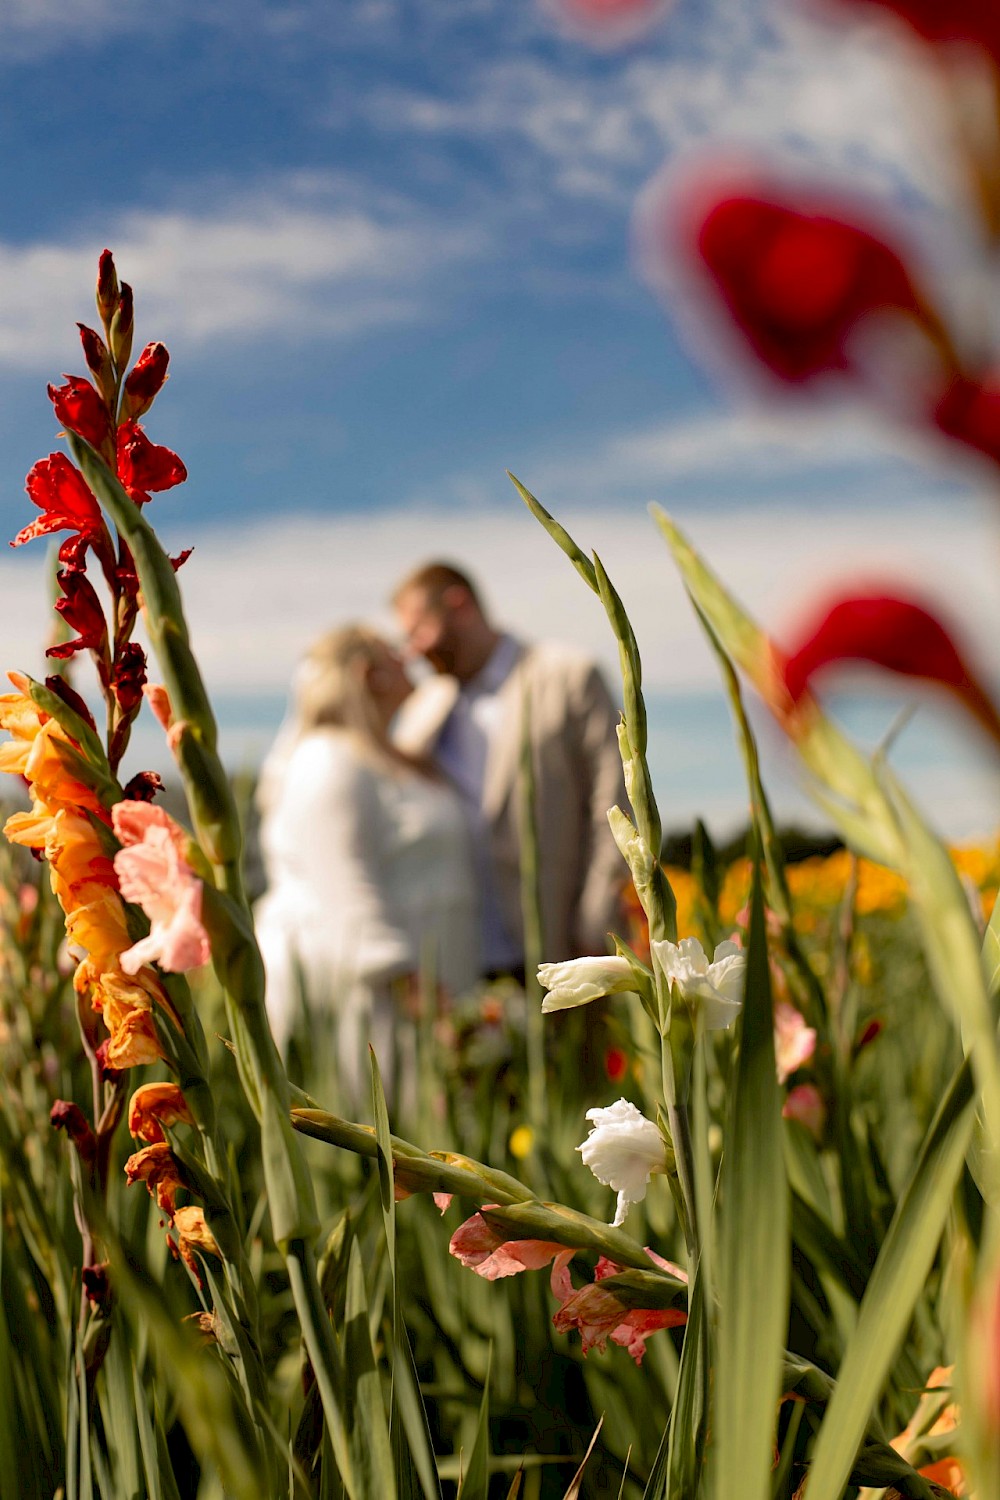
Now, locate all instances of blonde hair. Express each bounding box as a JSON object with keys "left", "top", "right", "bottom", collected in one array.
[{"left": 294, "top": 624, "right": 386, "bottom": 742}]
